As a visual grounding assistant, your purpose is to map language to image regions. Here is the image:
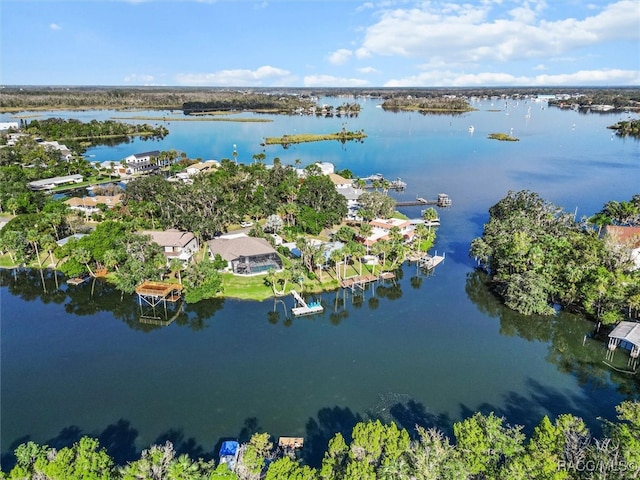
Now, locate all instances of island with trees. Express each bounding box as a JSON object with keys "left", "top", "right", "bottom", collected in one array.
[{"left": 264, "top": 129, "right": 367, "bottom": 147}]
